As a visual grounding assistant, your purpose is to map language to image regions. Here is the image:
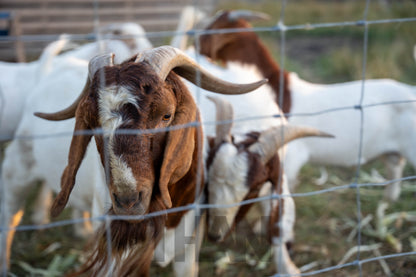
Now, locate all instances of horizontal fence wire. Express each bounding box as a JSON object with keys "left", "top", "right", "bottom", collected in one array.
[{"left": 1, "top": 0, "right": 416, "bottom": 276}]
